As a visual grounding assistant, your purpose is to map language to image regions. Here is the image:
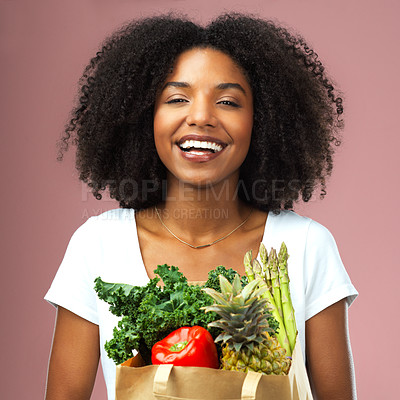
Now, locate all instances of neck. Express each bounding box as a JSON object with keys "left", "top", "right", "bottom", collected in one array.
[{"left": 156, "top": 173, "right": 252, "bottom": 245}]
